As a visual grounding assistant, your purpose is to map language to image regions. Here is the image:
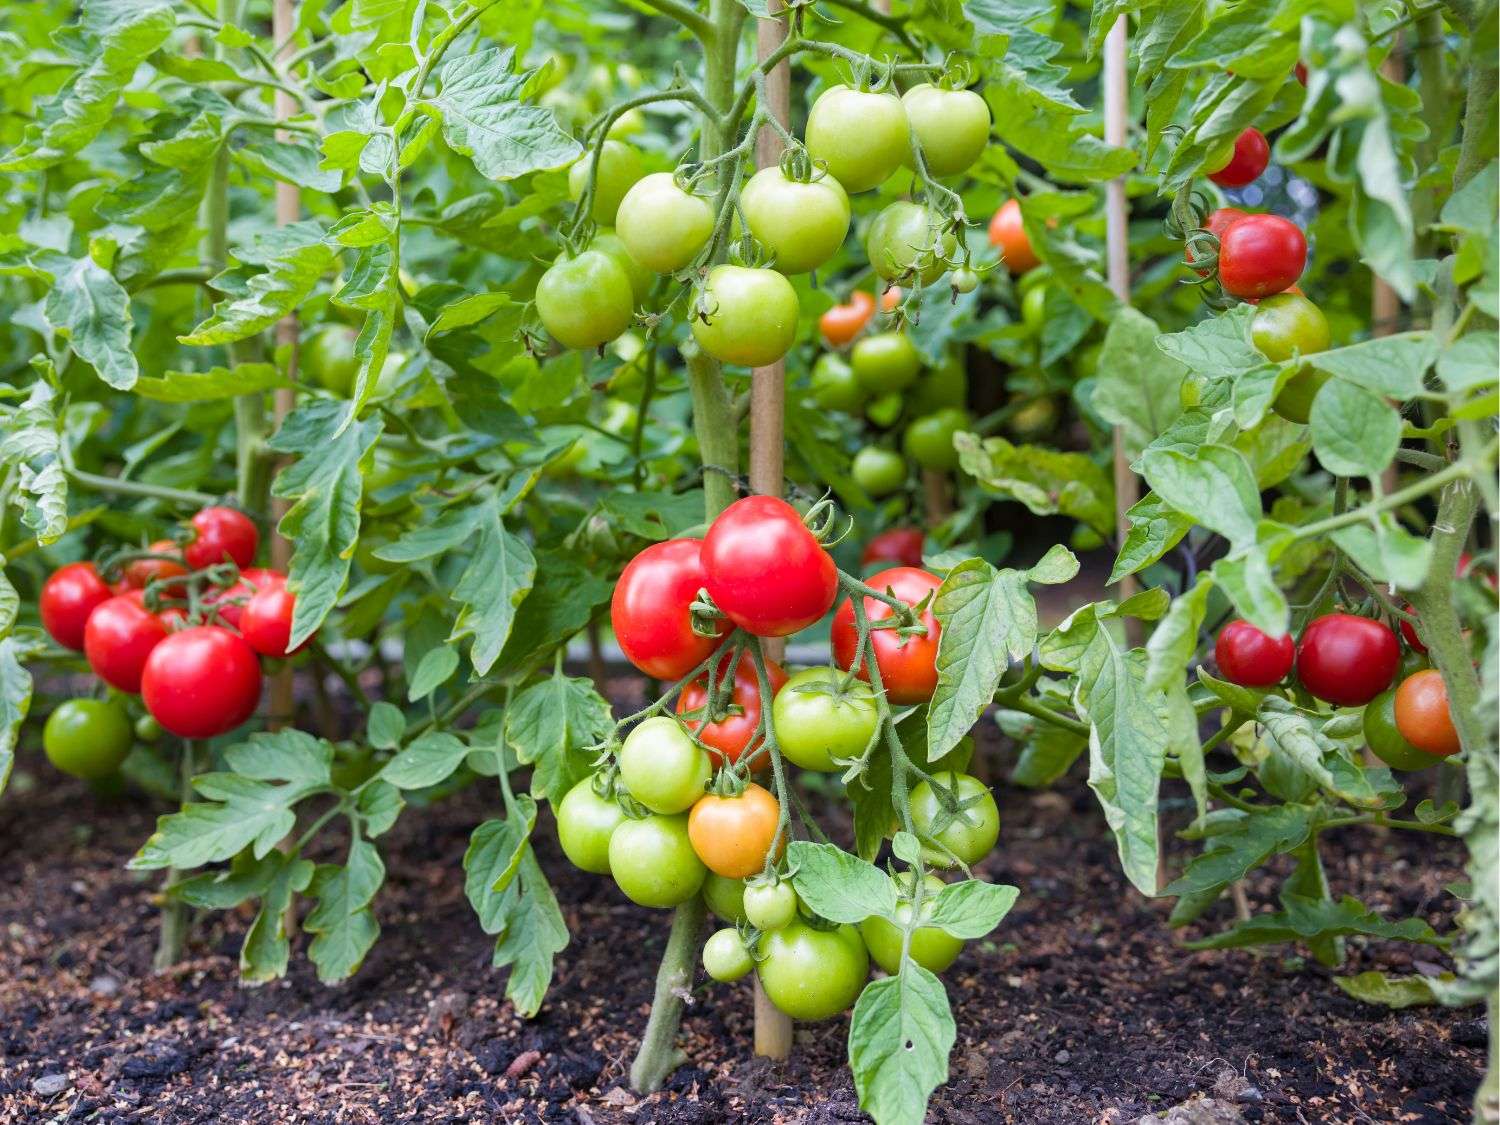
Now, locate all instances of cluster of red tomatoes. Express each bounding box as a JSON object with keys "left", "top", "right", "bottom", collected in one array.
[
  {"left": 540, "top": 80, "right": 991, "bottom": 365},
  {"left": 552, "top": 495, "right": 999, "bottom": 1018},
  {"left": 1215, "top": 609, "right": 1464, "bottom": 772},
  {"left": 37, "top": 507, "right": 303, "bottom": 778}
]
